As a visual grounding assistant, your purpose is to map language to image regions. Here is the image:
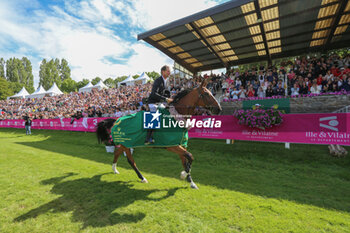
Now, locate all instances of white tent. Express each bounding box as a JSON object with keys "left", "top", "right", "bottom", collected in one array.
[
  {"left": 29, "top": 85, "right": 47, "bottom": 99},
  {"left": 10, "top": 87, "right": 30, "bottom": 99},
  {"left": 119, "top": 75, "right": 135, "bottom": 86},
  {"left": 135, "top": 72, "right": 151, "bottom": 84},
  {"left": 46, "top": 83, "right": 63, "bottom": 96},
  {"left": 92, "top": 80, "right": 108, "bottom": 90},
  {"left": 79, "top": 82, "right": 94, "bottom": 93}
]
